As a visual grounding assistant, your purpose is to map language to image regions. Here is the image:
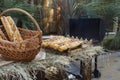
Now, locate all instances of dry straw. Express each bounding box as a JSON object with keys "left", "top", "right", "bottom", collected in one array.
[{"left": 0, "top": 8, "right": 42, "bottom": 62}]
